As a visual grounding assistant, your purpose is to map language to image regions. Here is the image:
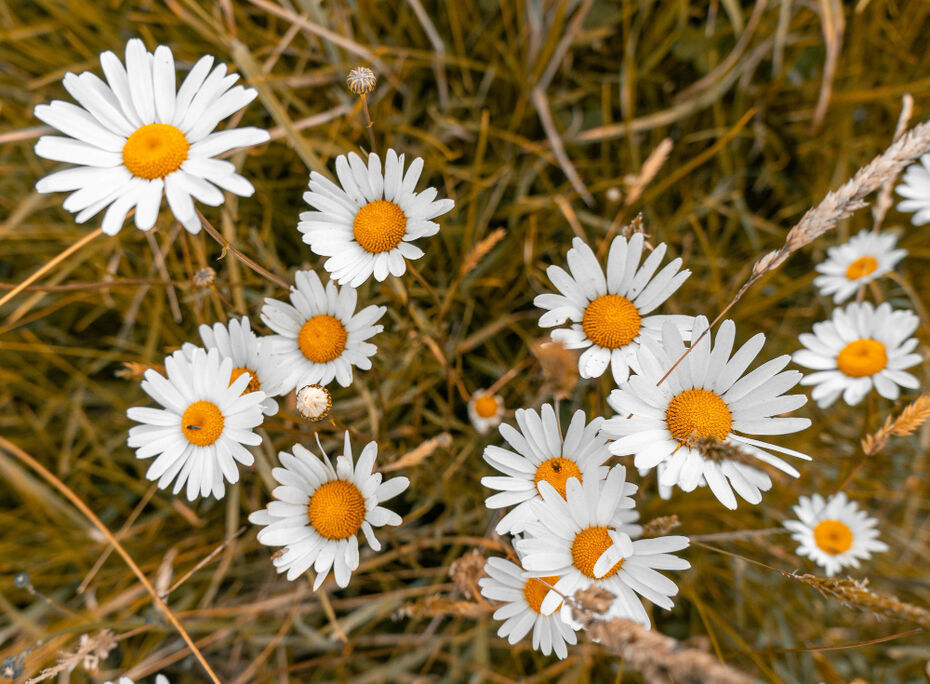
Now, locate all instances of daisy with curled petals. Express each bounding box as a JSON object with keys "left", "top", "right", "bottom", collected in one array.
[
  {"left": 516, "top": 466, "right": 690, "bottom": 628},
  {"left": 248, "top": 432, "right": 409, "bottom": 589},
  {"left": 534, "top": 234, "right": 693, "bottom": 385},
  {"left": 481, "top": 404, "right": 637, "bottom": 536},
  {"left": 813, "top": 230, "right": 906, "bottom": 303},
  {"left": 603, "top": 316, "right": 812, "bottom": 510},
  {"left": 896, "top": 154, "right": 930, "bottom": 225},
  {"left": 127, "top": 347, "right": 266, "bottom": 501},
  {"left": 478, "top": 557, "right": 578, "bottom": 659},
  {"left": 784, "top": 492, "right": 888, "bottom": 577},
  {"left": 182, "top": 317, "right": 287, "bottom": 416},
  {"left": 298, "top": 149, "right": 455, "bottom": 286},
  {"left": 467, "top": 389, "right": 505, "bottom": 434},
  {"left": 793, "top": 302, "right": 921, "bottom": 408},
  {"left": 261, "top": 269, "right": 386, "bottom": 390},
  {"left": 34, "top": 38, "right": 269, "bottom": 235}
]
